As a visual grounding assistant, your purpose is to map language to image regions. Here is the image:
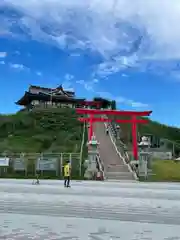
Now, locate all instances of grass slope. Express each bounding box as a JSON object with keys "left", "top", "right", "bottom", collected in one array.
[
  {"left": 138, "top": 119, "right": 180, "bottom": 143},
  {"left": 0, "top": 108, "right": 88, "bottom": 179},
  {"left": 110, "top": 115, "right": 180, "bottom": 181},
  {"left": 149, "top": 160, "right": 180, "bottom": 182},
  {"left": 0, "top": 108, "right": 86, "bottom": 154},
  {"left": 112, "top": 116, "right": 180, "bottom": 147}
]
